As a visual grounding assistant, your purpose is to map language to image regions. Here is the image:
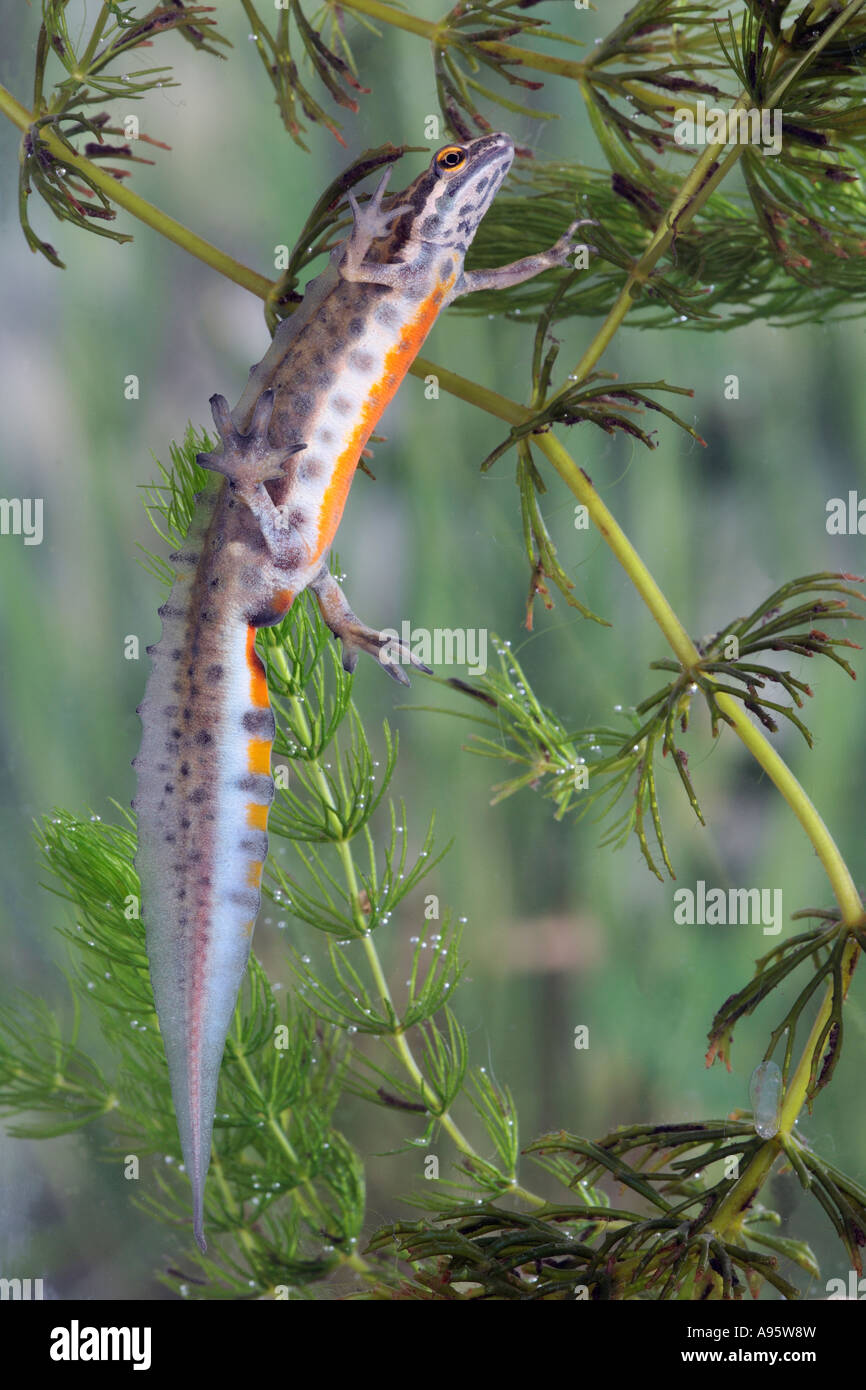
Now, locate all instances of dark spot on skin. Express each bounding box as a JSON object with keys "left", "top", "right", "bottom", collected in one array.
[
  {"left": 178, "top": 889, "right": 186, "bottom": 900},
  {"left": 313, "top": 351, "right": 325, "bottom": 367},
  {"left": 293, "top": 455, "right": 319, "bottom": 482},
  {"left": 194, "top": 730, "right": 213, "bottom": 746},
  {"left": 288, "top": 509, "right": 305, "bottom": 527},
  {"left": 420, "top": 214, "right": 441, "bottom": 236},
  {"left": 228, "top": 498, "right": 236, "bottom": 509},
  {"left": 206, "top": 664, "right": 223, "bottom": 682},
  {"left": 180, "top": 762, "right": 190, "bottom": 776},
  {"left": 347, "top": 316, "right": 364, "bottom": 337},
  {"left": 210, "top": 577, "right": 221, "bottom": 589},
  {"left": 180, "top": 818, "right": 191, "bottom": 830},
  {"left": 236, "top": 773, "right": 275, "bottom": 800},
  {"left": 189, "top": 787, "right": 207, "bottom": 804},
  {"left": 198, "top": 875, "right": 211, "bottom": 888},
  {"left": 318, "top": 429, "right": 333, "bottom": 444},
  {"left": 229, "top": 889, "right": 260, "bottom": 910},
  {"left": 240, "top": 832, "right": 268, "bottom": 857},
  {"left": 171, "top": 728, "right": 182, "bottom": 740},
  {"left": 165, "top": 833, "right": 175, "bottom": 843},
  {"left": 242, "top": 709, "right": 276, "bottom": 738},
  {"left": 187, "top": 666, "right": 194, "bottom": 677},
  {"left": 332, "top": 395, "right": 353, "bottom": 415},
  {"left": 171, "top": 649, "right": 182, "bottom": 662},
  {"left": 299, "top": 461, "right": 320, "bottom": 483},
  {"left": 164, "top": 783, "right": 174, "bottom": 794},
  {"left": 314, "top": 369, "right": 335, "bottom": 389},
  {"left": 163, "top": 705, "right": 178, "bottom": 717},
  {"left": 189, "top": 850, "right": 203, "bottom": 863},
  {"left": 476, "top": 176, "right": 488, "bottom": 194},
  {"left": 439, "top": 257, "right": 454, "bottom": 278},
  {"left": 183, "top": 707, "right": 192, "bottom": 720},
  {"left": 158, "top": 604, "right": 183, "bottom": 618},
  {"left": 281, "top": 548, "right": 305, "bottom": 571},
  {"left": 204, "top": 812, "right": 215, "bottom": 822},
  {"left": 349, "top": 350, "right": 374, "bottom": 372}
]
